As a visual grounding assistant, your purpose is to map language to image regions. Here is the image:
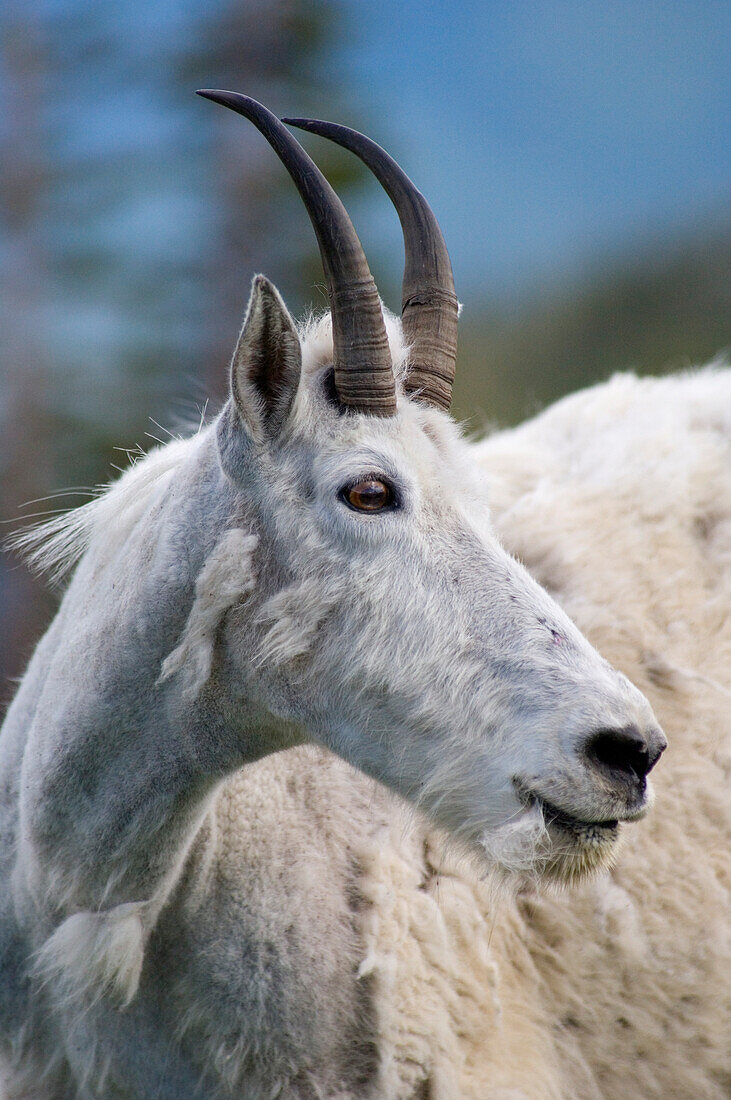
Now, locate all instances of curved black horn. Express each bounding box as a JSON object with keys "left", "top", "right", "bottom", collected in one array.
[
  {"left": 283, "top": 116, "right": 458, "bottom": 412},
  {"left": 198, "top": 91, "right": 396, "bottom": 416}
]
